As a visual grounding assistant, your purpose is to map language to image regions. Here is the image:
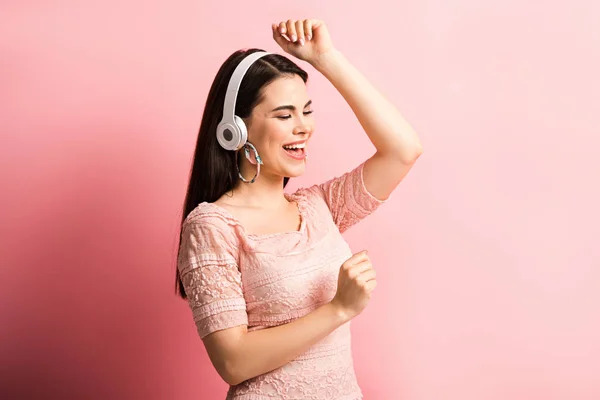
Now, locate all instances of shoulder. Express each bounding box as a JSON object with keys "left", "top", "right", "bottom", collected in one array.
[
  {"left": 182, "top": 202, "right": 243, "bottom": 247},
  {"left": 288, "top": 184, "right": 323, "bottom": 206},
  {"left": 287, "top": 184, "right": 332, "bottom": 223},
  {"left": 185, "top": 202, "right": 238, "bottom": 229}
]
